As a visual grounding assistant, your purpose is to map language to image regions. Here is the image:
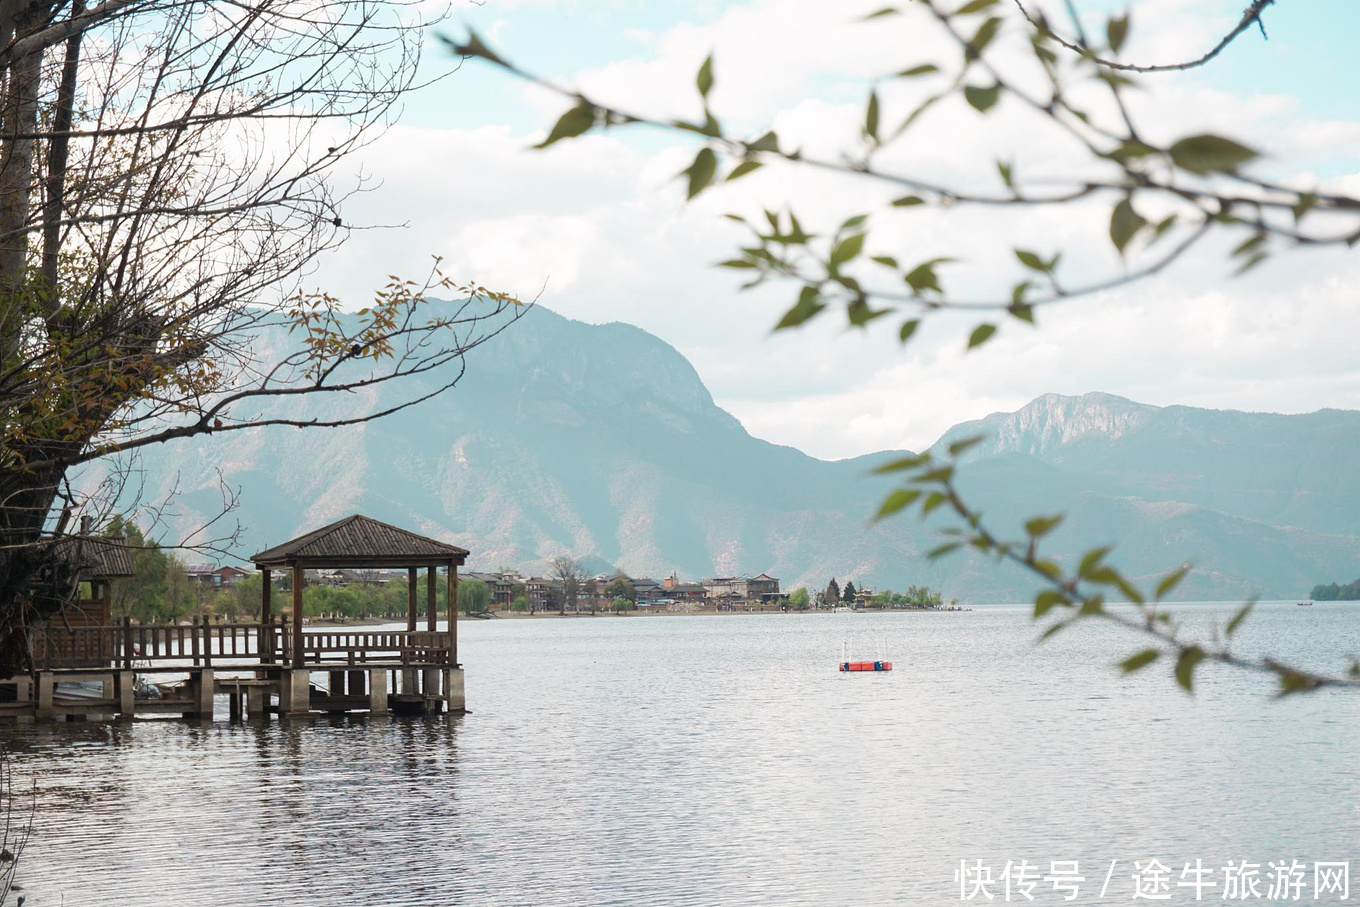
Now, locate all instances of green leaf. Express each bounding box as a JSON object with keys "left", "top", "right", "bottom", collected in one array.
[
  {"left": 1150, "top": 214, "right": 1178, "bottom": 244},
  {"left": 717, "top": 258, "right": 758, "bottom": 269},
  {"left": 966, "top": 323, "right": 997, "bottom": 350},
  {"left": 1292, "top": 191, "right": 1318, "bottom": 225},
  {"left": 1024, "top": 514, "right": 1063, "bottom": 537},
  {"left": 897, "top": 63, "right": 939, "bottom": 77},
  {"left": 871, "top": 255, "right": 899, "bottom": 268},
  {"left": 535, "top": 102, "right": 597, "bottom": 149},
  {"left": 445, "top": 29, "right": 505, "bottom": 66},
  {"left": 1015, "top": 249, "right": 1049, "bottom": 272},
  {"left": 964, "top": 17, "right": 1002, "bottom": 61},
  {"left": 964, "top": 83, "right": 1001, "bottom": 113},
  {"left": 1109, "top": 196, "right": 1147, "bottom": 255},
  {"left": 1168, "top": 134, "right": 1260, "bottom": 175},
  {"left": 898, "top": 319, "right": 920, "bottom": 343},
  {"left": 1225, "top": 600, "right": 1255, "bottom": 637},
  {"left": 948, "top": 434, "right": 985, "bottom": 457},
  {"left": 1119, "top": 648, "right": 1160, "bottom": 674},
  {"left": 921, "top": 491, "right": 948, "bottom": 515},
  {"left": 829, "top": 232, "right": 866, "bottom": 267},
  {"left": 865, "top": 90, "right": 880, "bottom": 141},
  {"left": 875, "top": 489, "right": 921, "bottom": 520},
  {"left": 1278, "top": 670, "right": 1319, "bottom": 697},
  {"left": 727, "top": 159, "right": 763, "bottom": 182},
  {"left": 1078, "top": 546, "right": 1111, "bottom": 578},
  {"left": 1174, "top": 646, "right": 1207, "bottom": 692},
  {"left": 696, "top": 55, "right": 714, "bottom": 99},
  {"left": 997, "top": 159, "right": 1013, "bottom": 188},
  {"left": 927, "top": 542, "right": 962, "bottom": 559},
  {"left": 873, "top": 452, "right": 929, "bottom": 474},
  {"left": 892, "top": 195, "right": 926, "bottom": 207},
  {"left": 954, "top": 0, "right": 998, "bottom": 13},
  {"left": 847, "top": 298, "right": 889, "bottom": 327},
  {"left": 1038, "top": 620, "right": 1070, "bottom": 641},
  {"left": 905, "top": 258, "right": 952, "bottom": 293},
  {"left": 863, "top": 6, "right": 899, "bottom": 18},
  {"left": 1232, "top": 232, "right": 1267, "bottom": 258},
  {"left": 748, "top": 131, "right": 779, "bottom": 153},
  {"left": 774, "top": 286, "right": 825, "bottom": 330},
  {"left": 1154, "top": 564, "right": 1191, "bottom": 601},
  {"left": 1106, "top": 14, "right": 1129, "bottom": 54},
  {"left": 1034, "top": 590, "right": 1070, "bottom": 618},
  {"left": 684, "top": 147, "right": 718, "bottom": 199},
  {"left": 1008, "top": 301, "right": 1034, "bottom": 324},
  {"left": 1108, "top": 139, "right": 1158, "bottom": 163}
]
